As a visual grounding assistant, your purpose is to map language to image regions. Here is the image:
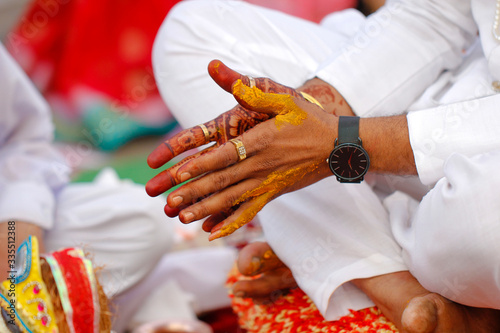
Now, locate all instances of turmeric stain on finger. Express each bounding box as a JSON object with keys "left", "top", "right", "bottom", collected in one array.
[
  {"left": 210, "top": 81, "right": 317, "bottom": 239},
  {"left": 213, "top": 61, "right": 220, "bottom": 74},
  {"left": 215, "top": 163, "right": 320, "bottom": 238},
  {"left": 232, "top": 80, "right": 307, "bottom": 129}
]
